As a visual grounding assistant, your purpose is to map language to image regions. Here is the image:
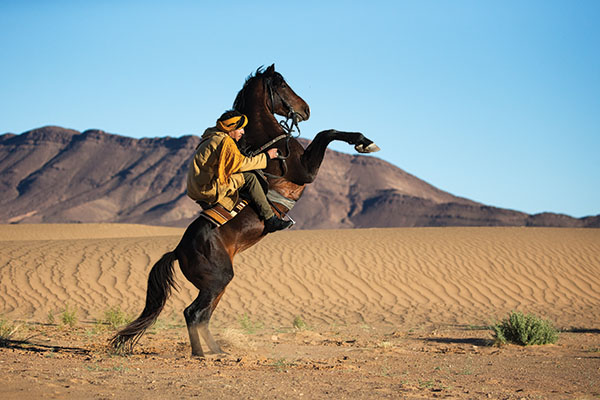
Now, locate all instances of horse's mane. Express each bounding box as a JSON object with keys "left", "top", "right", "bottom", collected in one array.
[
  {"left": 233, "top": 66, "right": 289, "bottom": 156},
  {"left": 233, "top": 67, "right": 265, "bottom": 112},
  {"left": 233, "top": 66, "right": 286, "bottom": 112}
]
